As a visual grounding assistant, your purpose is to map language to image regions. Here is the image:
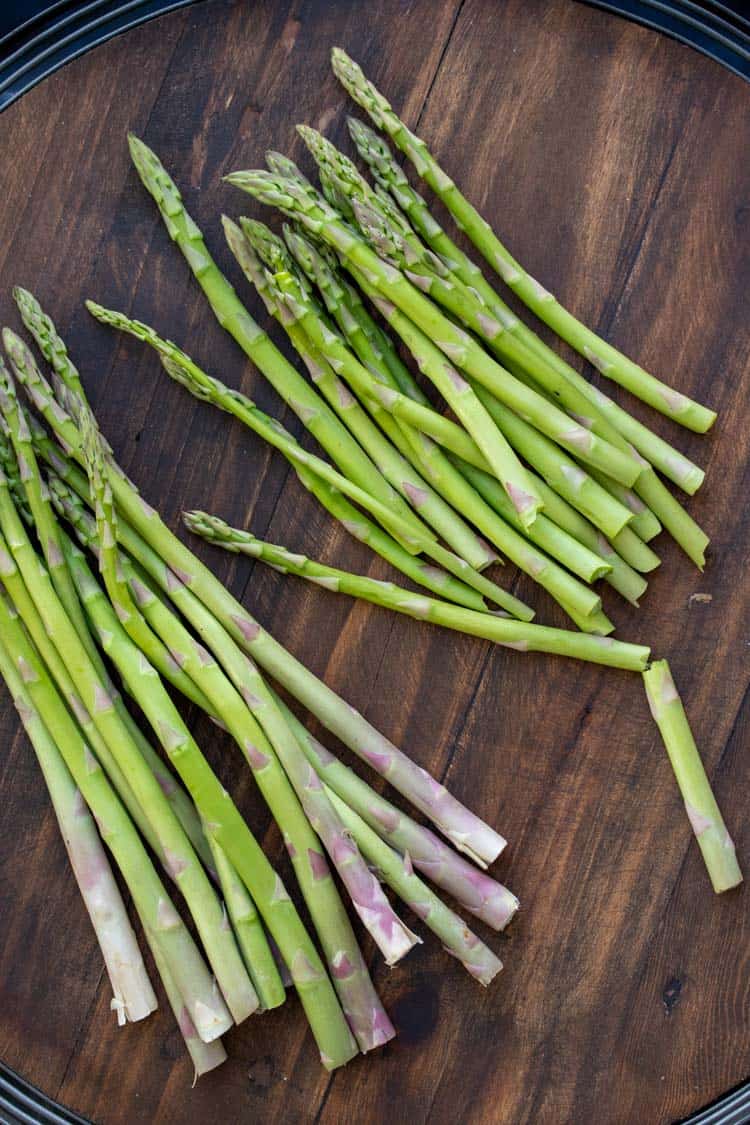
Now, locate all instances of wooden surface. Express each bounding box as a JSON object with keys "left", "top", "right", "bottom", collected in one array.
[{"left": 0, "top": 1, "right": 748, "bottom": 1122}]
